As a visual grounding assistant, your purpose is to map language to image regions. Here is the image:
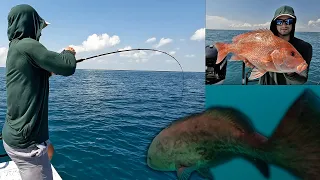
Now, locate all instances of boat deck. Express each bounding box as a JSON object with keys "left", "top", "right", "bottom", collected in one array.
[{"left": 0, "top": 161, "right": 62, "bottom": 180}]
